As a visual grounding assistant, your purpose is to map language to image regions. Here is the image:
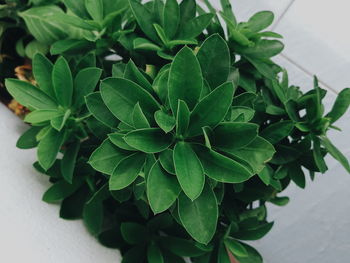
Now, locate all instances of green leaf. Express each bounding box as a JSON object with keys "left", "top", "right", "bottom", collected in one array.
[
  {"left": 193, "top": 144, "right": 252, "bottom": 183},
  {"left": 88, "top": 139, "right": 129, "bottom": 175},
  {"left": 213, "top": 122, "right": 258, "bottom": 150},
  {"left": 260, "top": 120, "right": 294, "bottom": 144},
  {"left": 73, "top": 67, "right": 102, "bottom": 108},
  {"left": 50, "top": 109, "right": 71, "bottom": 131},
  {"left": 85, "top": 0, "right": 104, "bottom": 21},
  {"left": 124, "top": 60, "right": 153, "bottom": 94},
  {"left": 224, "top": 238, "right": 248, "bottom": 258},
  {"left": 24, "top": 109, "right": 61, "bottom": 124},
  {"left": 155, "top": 110, "right": 175, "bottom": 133},
  {"left": 229, "top": 136, "right": 275, "bottom": 174},
  {"left": 312, "top": 137, "right": 328, "bottom": 173},
  {"left": 288, "top": 164, "right": 306, "bottom": 188},
  {"left": 16, "top": 126, "right": 41, "bottom": 149},
  {"left": 108, "top": 132, "right": 136, "bottom": 151},
  {"left": 147, "top": 161, "right": 181, "bottom": 213},
  {"left": 234, "top": 243, "right": 263, "bottom": 263},
  {"left": 83, "top": 184, "right": 109, "bottom": 235},
  {"left": 232, "top": 222, "right": 274, "bottom": 240},
  {"left": 159, "top": 149, "right": 175, "bottom": 174},
  {"left": 124, "top": 128, "right": 173, "bottom": 153},
  {"left": 51, "top": 12, "right": 98, "bottom": 30},
  {"left": 61, "top": 141, "right": 80, "bottom": 183},
  {"left": 247, "top": 11, "right": 274, "bottom": 32},
  {"left": 147, "top": 242, "right": 164, "bottom": 263},
  {"left": 50, "top": 39, "right": 95, "bottom": 55},
  {"left": 133, "top": 38, "right": 162, "bottom": 51},
  {"left": 52, "top": 57, "right": 73, "bottom": 107},
  {"left": 178, "top": 183, "right": 218, "bottom": 244},
  {"left": 326, "top": 88, "right": 350, "bottom": 124},
  {"left": 240, "top": 40, "right": 284, "bottom": 59},
  {"left": 174, "top": 142, "right": 205, "bottom": 200},
  {"left": 230, "top": 106, "right": 255, "bottom": 122},
  {"left": 197, "top": 34, "right": 230, "bottom": 89},
  {"left": 179, "top": 0, "right": 196, "bottom": 28},
  {"left": 168, "top": 46, "right": 203, "bottom": 114},
  {"left": 163, "top": 0, "right": 179, "bottom": 39},
  {"left": 129, "top": 0, "right": 158, "bottom": 42},
  {"left": 37, "top": 128, "right": 65, "bottom": 170},
  {"left": 220, "top": 12, "right": 252, "bottom": 47},
  {"left": 85, "top": 92, "right": 119, "bottom": 128},
  {"left": 100, "top": 78, "right": 159, "bottom": 126},
  {"left": 121, "top": 223, "right": 148, "bottom": 245},
  {"left": 63, "top": 0, "right": 90, "bottom": 19},
  {"left": 19, "top": 6, "right": 67, "bottom": 44},
  {"left": 42, "top": 176, "right": 85, "bottom": 203},
  {"left": 5, "top": 79, "right": 57, "bottom": 110},
  {"left": 179, "top": 13, "right": 214, "bottom": 39},
  {"left": 218, "top": 241, "right": 231, "bottom": 263},
  {"left": 176, "top": 100, "right": 190, "bottom": 136},
  {"left": 132, "top": 102, "right": 150, "bottom": 129},
  {"left": 320, "top": 136, "right": 350, "bottom": 173},
  {"left": 158, "top": 236, "right": 207, "bottom": 257},
  {"left": 32, "top": 53, "right": 55, "bottom": 98},
  {"left": 109, "top": 153, "right": 146, "bottom": 190},
  {"left": 188, "top": 82, "right": 235, "bottom": 137}
]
